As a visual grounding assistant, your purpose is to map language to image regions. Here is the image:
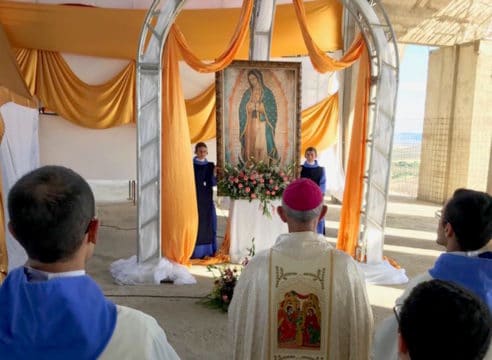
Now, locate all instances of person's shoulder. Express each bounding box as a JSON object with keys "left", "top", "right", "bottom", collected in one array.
[
  {"left": 115, "top": 305, "right": 161, "bottom": 330},
  {"left": 99, "top": 305, "right": 179, "bottom": 359},
  {"left": 114, "top": 305, "right": 170, "bottom": 344},
  {"left": 329, "top": 249, "right": 366, "bottom": 279},
  {"left": 396, "top": 272, "right": 433, "bottom": 305},
  {"left": 244, "top": 248, "right": 270, "bottom": 268},
  {"left": 331, "top": 248, "right": 357, "bottom": 263}
]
